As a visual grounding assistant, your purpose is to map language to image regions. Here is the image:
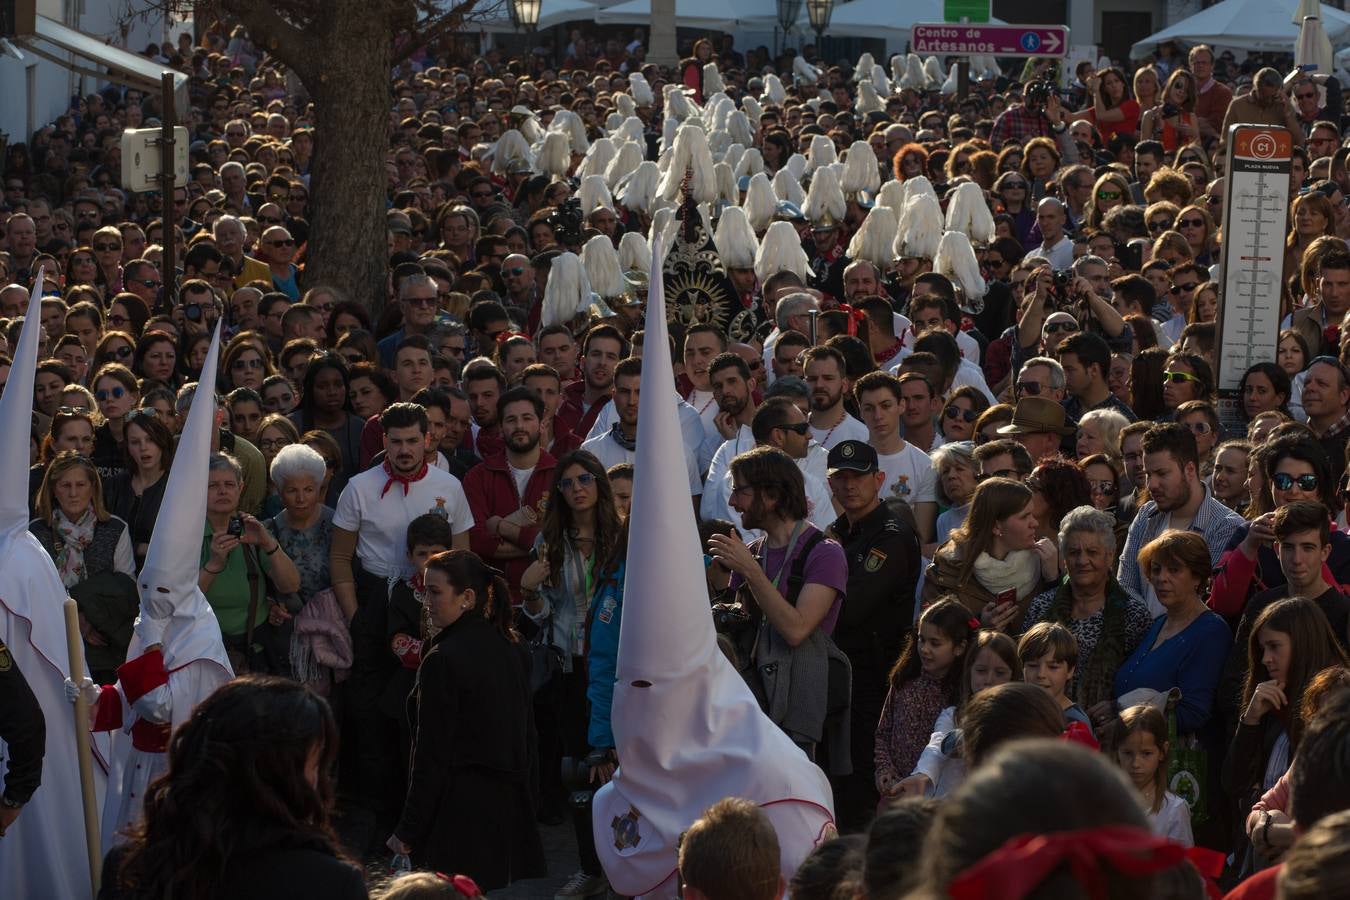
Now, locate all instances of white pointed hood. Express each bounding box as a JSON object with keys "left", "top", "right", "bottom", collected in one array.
[
  {"left": 593, "top": 237, "right": 834, "bottom": 898},
  {"left": 133, "top": 323, "right": 233, "bottom": 673},
  {"left": 629, "top": 72, "right": 655, "bottom": 107},
  {"left": 803, "top": 166, "right": 846, "bottom": 226},
  {"left": 0, "top": 270, "right": 44, "bottom": 532},
  {"left": 899, "top": 53, "right": 927, "bottom": 91},
  {"left": 537, "top": 131, "right": 571, "bottom": 178},
  {"left": 723, "top": 143, "right": 746, "bottom": 174},
  {"left": 755, "top": 220, "right": 811, "bottom": 283},
  {"left": 491, "top": 129, "right": 535, "bottom": 177},
  {"left": 923, "top": 56, "right": 944, "bottom": 89},
  {"left": 741, "top": 94, "right": 763, "bottom": 126},
  {"left": 714, "top": 206, "right": 760, "bottom": 269},
  {"left": 856, "top": 81, "right": 884, "bottom": 115}
]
